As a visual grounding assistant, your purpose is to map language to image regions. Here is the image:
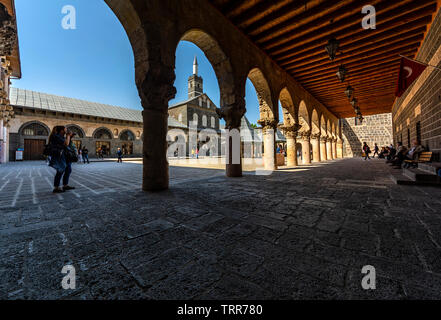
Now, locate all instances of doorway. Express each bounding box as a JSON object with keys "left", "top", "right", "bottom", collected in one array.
[{"left": 24, "top": 139, "right": 46, "bottom": 160}]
